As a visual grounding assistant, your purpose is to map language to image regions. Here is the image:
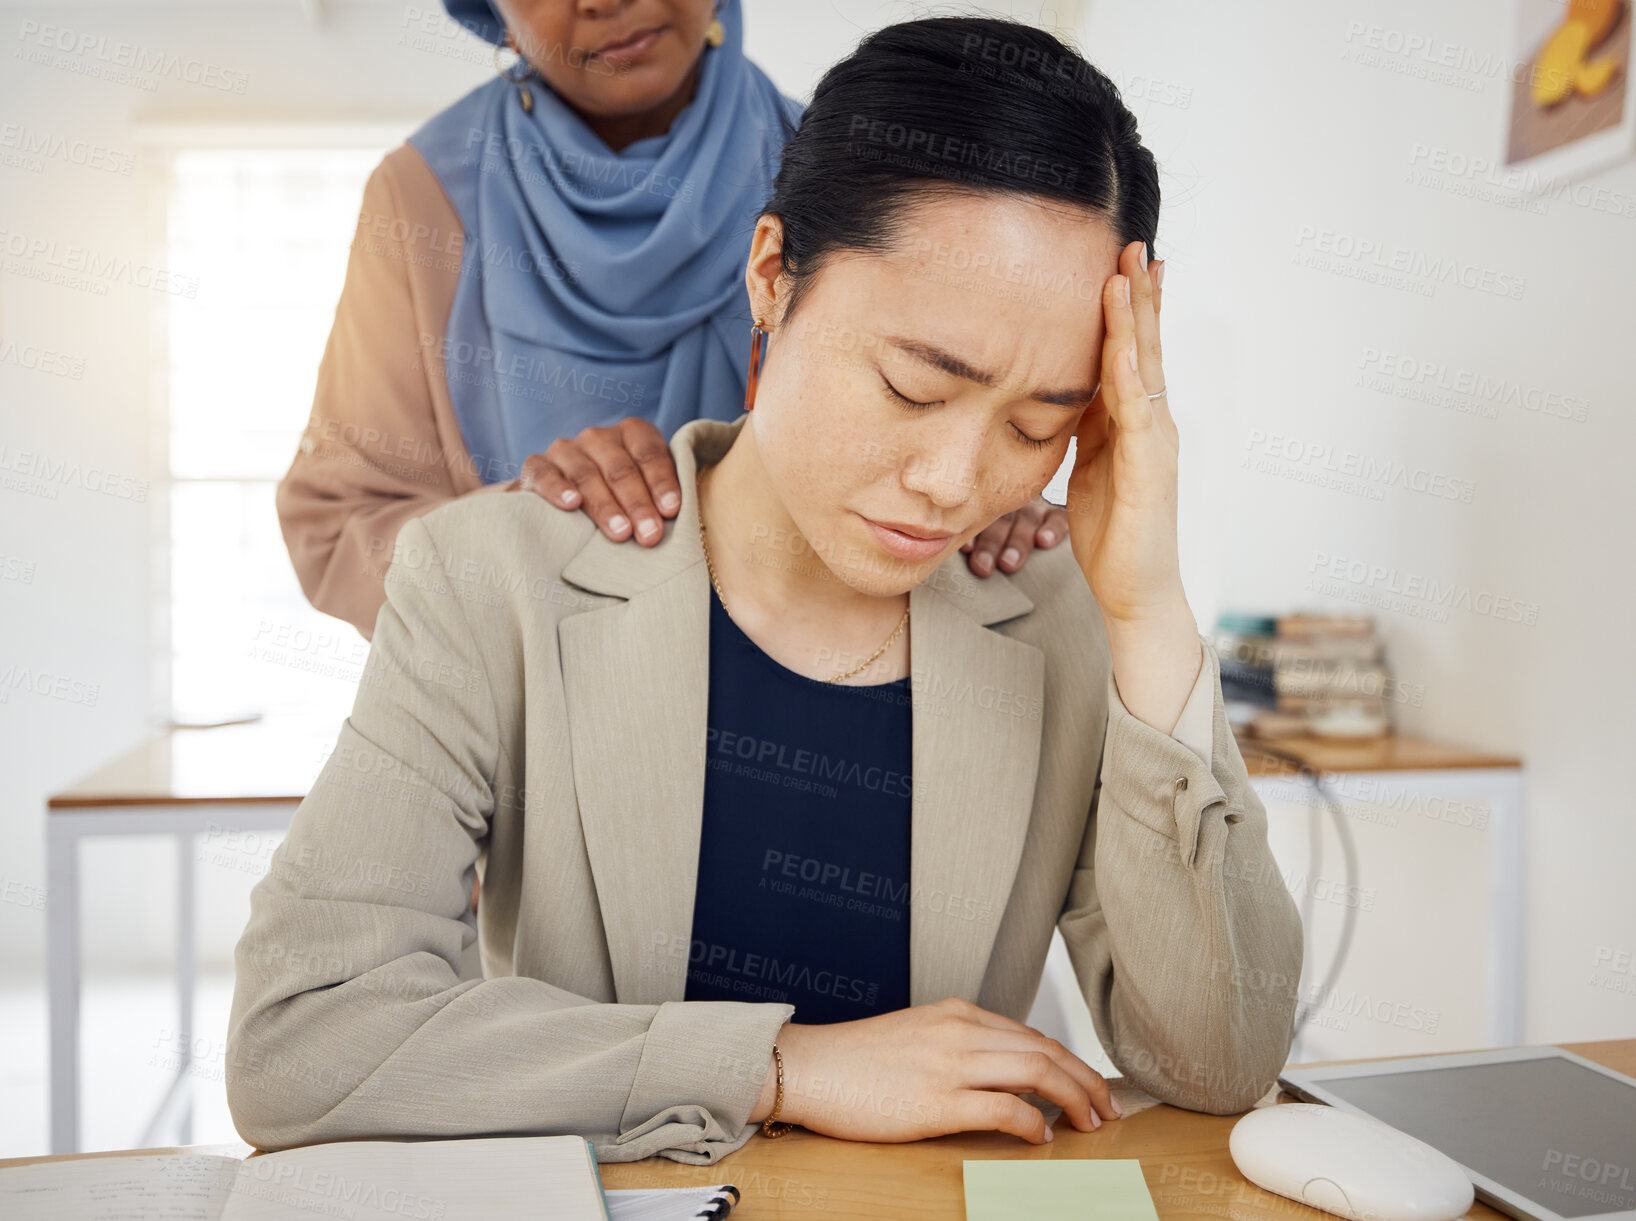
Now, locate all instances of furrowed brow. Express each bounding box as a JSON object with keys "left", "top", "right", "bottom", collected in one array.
[{"left": 884, "top": 336, "right": 1094, "bottom": 408}]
